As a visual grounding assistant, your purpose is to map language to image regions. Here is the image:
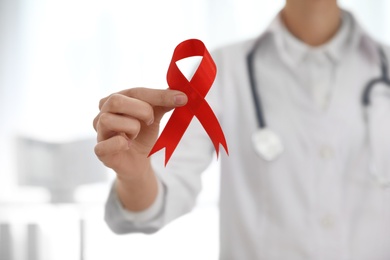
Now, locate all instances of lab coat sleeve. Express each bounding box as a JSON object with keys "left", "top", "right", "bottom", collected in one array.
[
  {"left": 104, "top": 176, "right": 166, "bottom": 234},
  {"left": 104, "top": 119, "right": 215, "bottom": 234},
  {"left": 104, "top": 49, "right": 225, "bottom": 234}
]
